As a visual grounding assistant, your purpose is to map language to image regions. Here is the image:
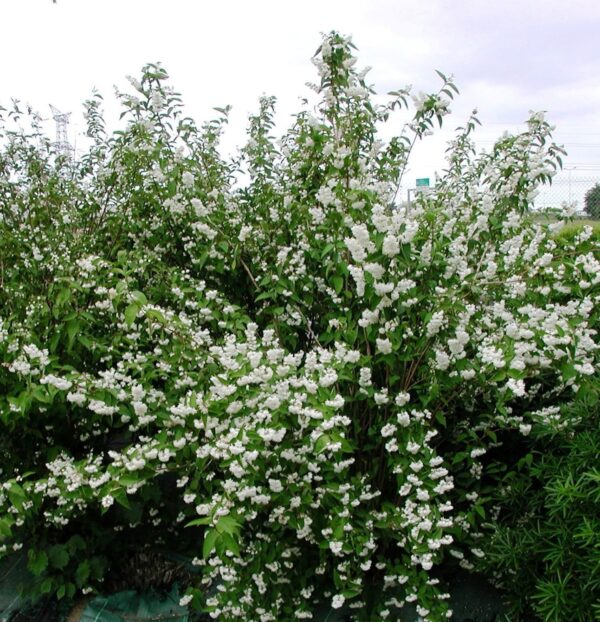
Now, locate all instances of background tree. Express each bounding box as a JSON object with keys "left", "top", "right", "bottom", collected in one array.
[{"left": 584, "top": 182, "right": 600, "bottom": 219}]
